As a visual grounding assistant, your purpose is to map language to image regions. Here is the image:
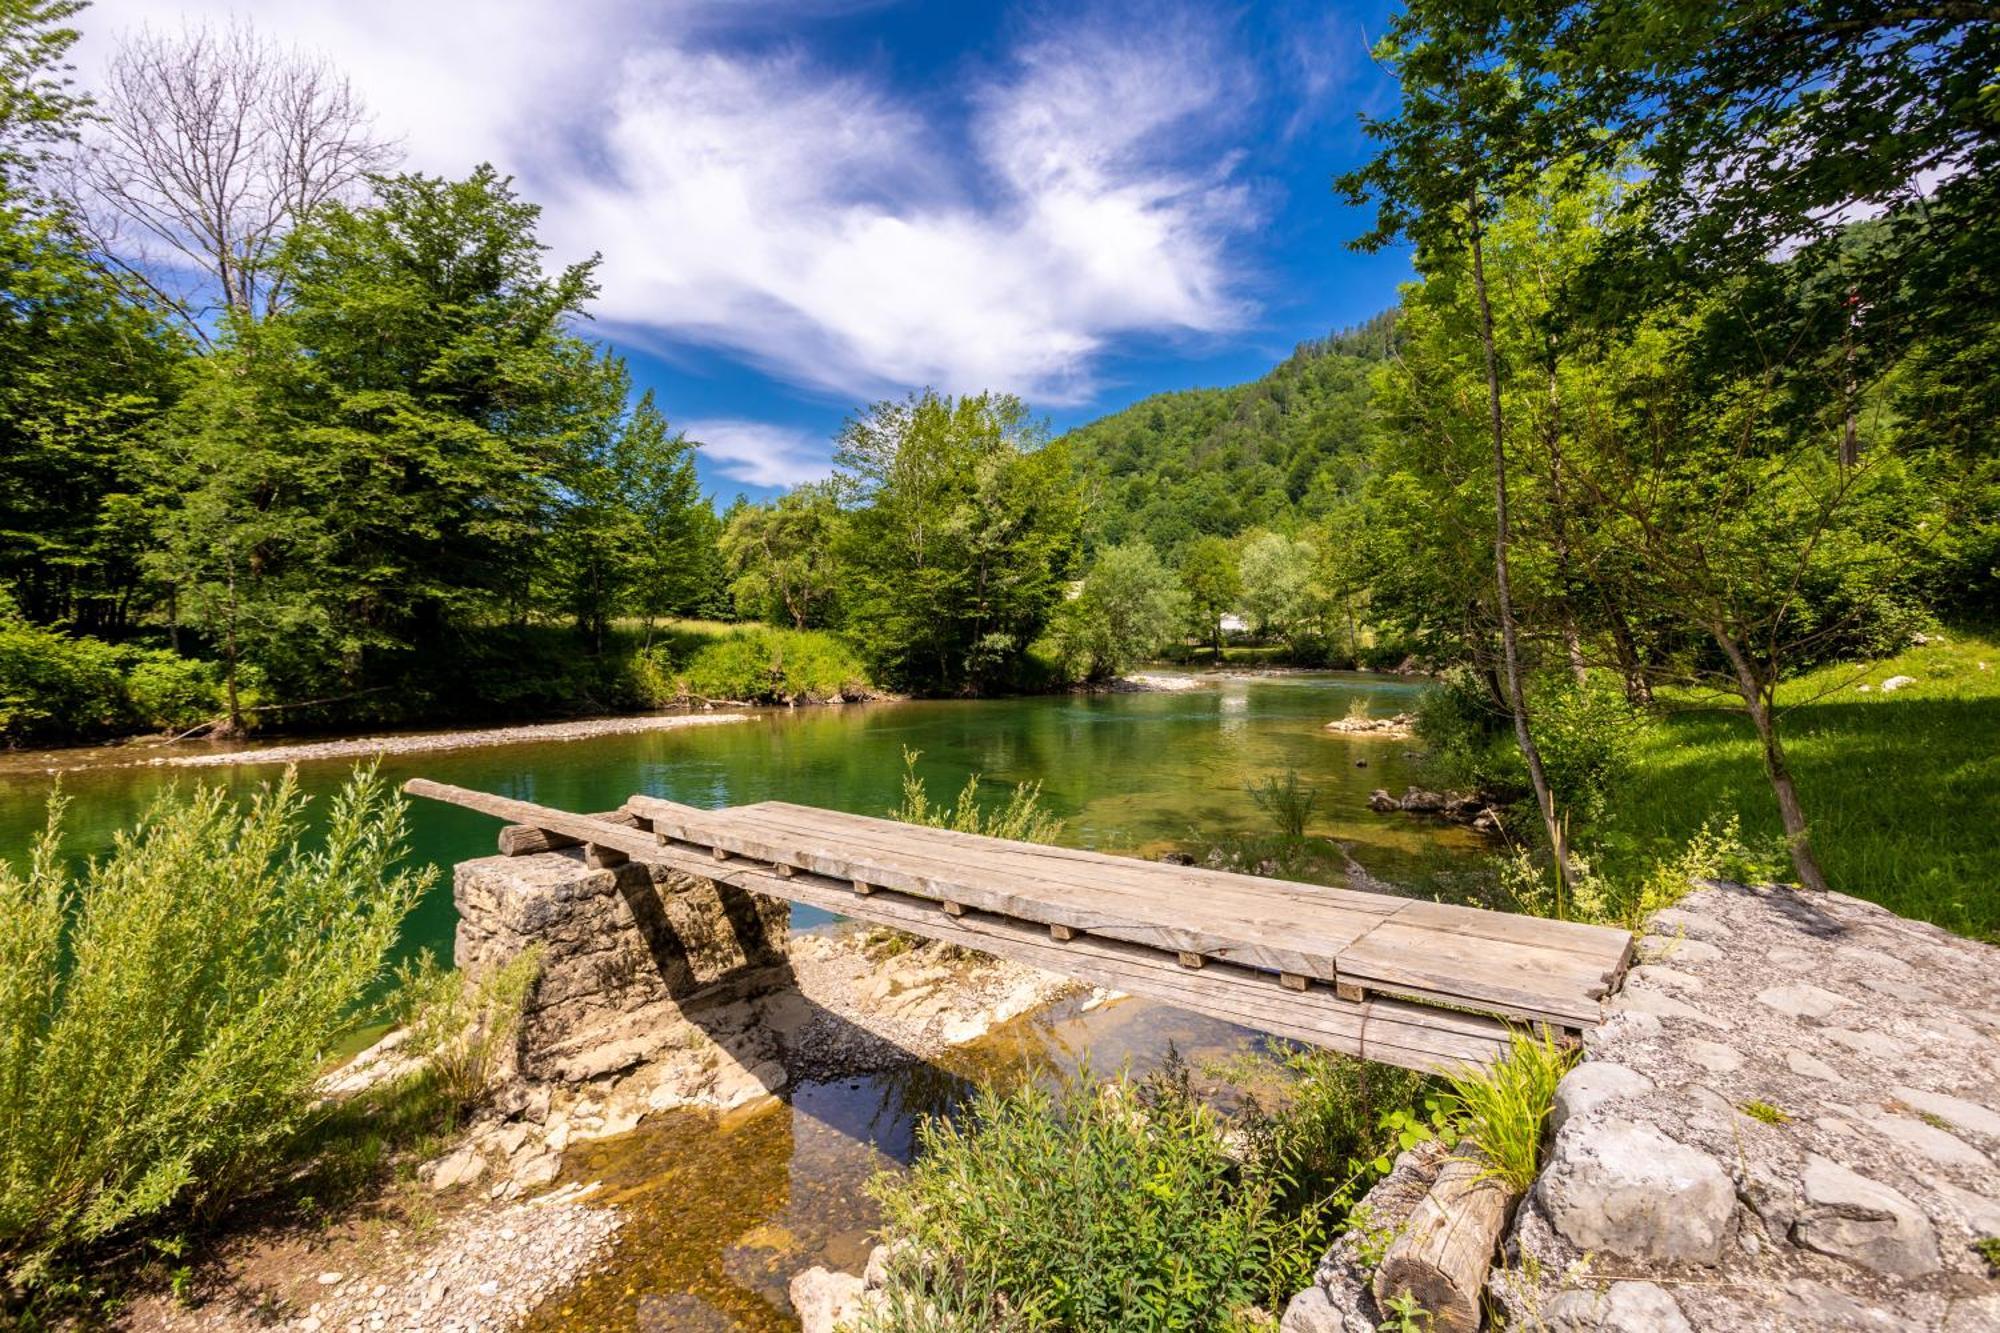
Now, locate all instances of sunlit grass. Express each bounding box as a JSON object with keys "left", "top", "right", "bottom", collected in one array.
[{"left": 1599, "top": 629, "right": 2000, "bottom": 941}]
